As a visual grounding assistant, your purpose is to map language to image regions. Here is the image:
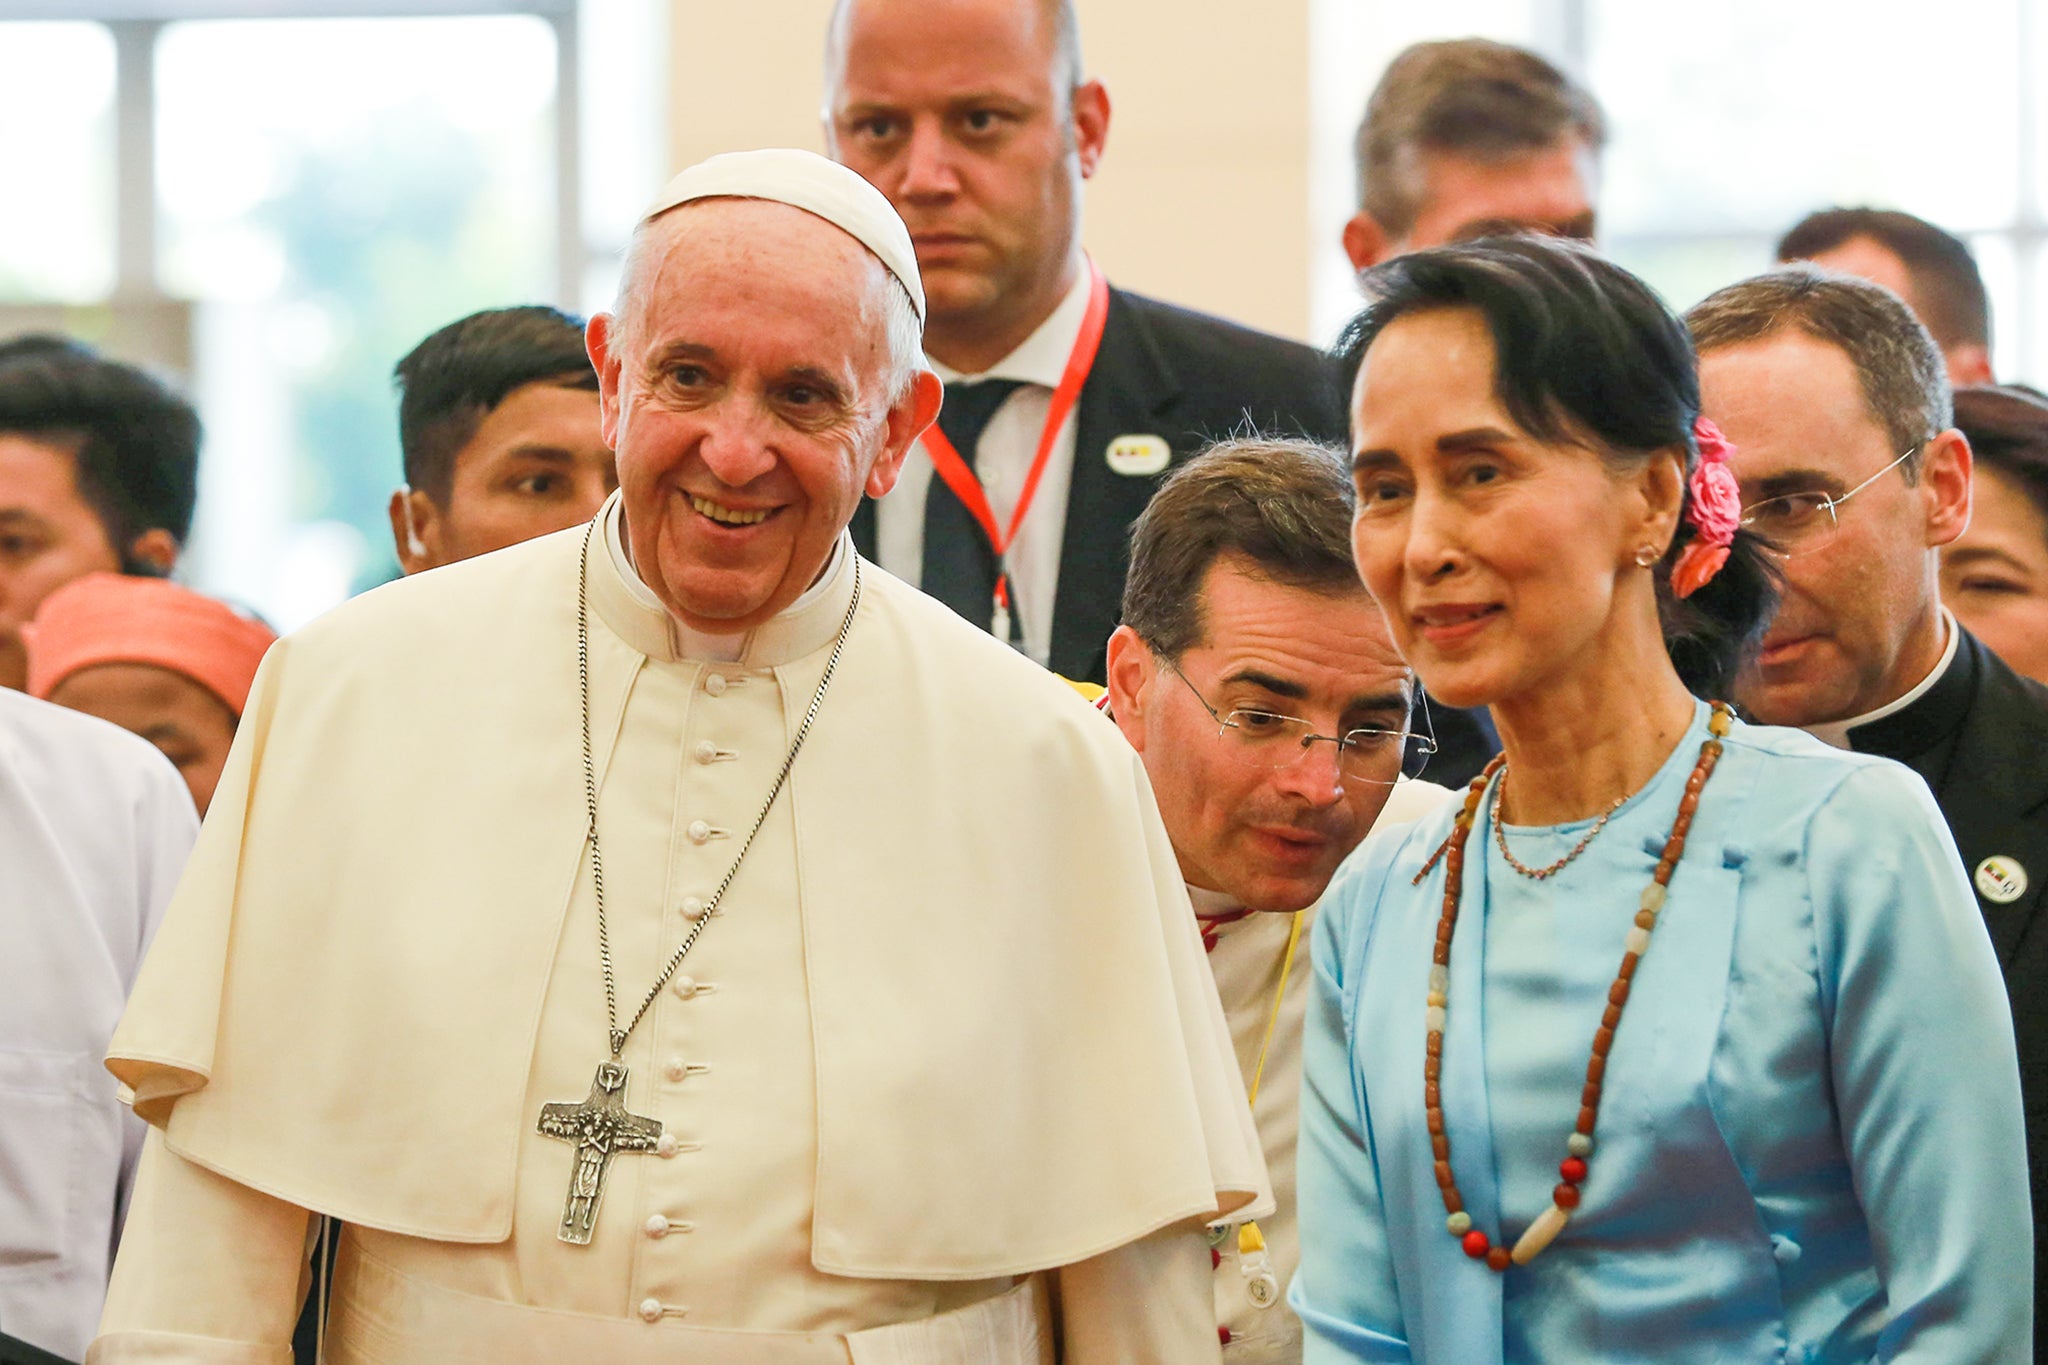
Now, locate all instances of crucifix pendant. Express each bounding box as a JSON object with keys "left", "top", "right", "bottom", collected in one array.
[{"left": 536, "top": 1061, "right": 663, "bottom": 1245}]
